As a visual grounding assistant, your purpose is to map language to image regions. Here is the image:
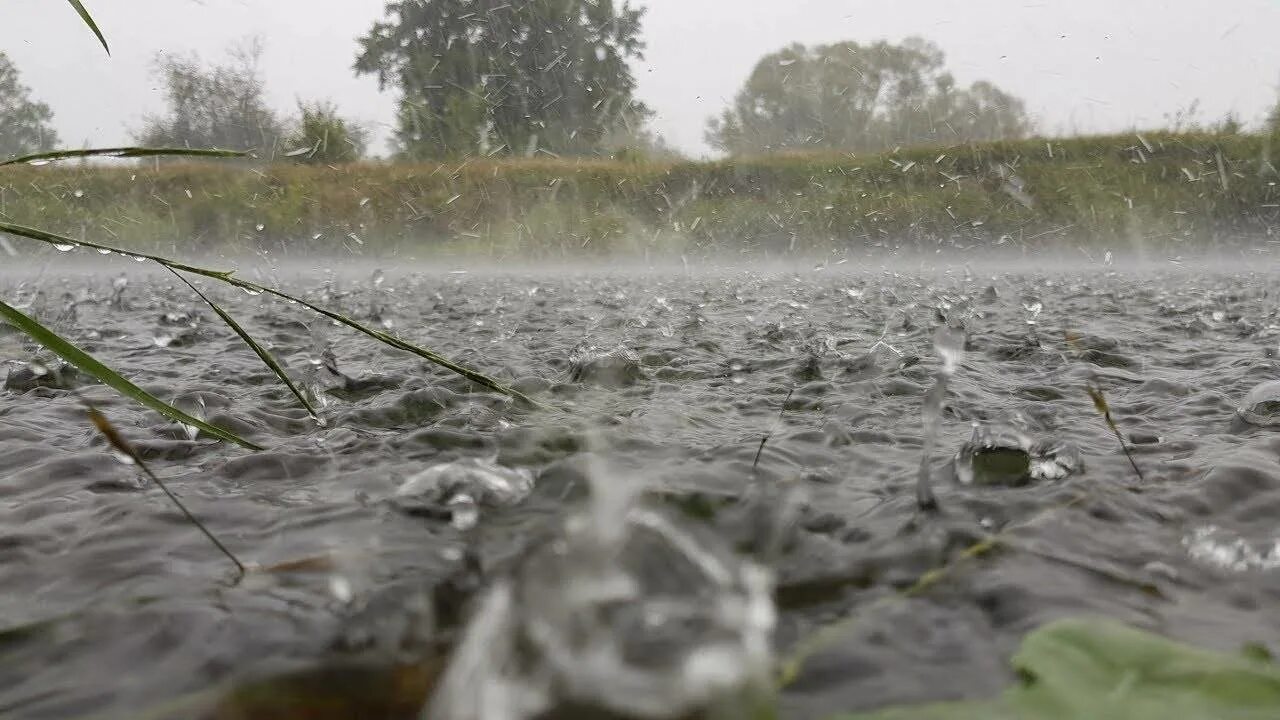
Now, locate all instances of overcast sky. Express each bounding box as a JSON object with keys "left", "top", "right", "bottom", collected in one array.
[{"left": 3, "top": 0, "right": 1279, "bottom": 157}]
